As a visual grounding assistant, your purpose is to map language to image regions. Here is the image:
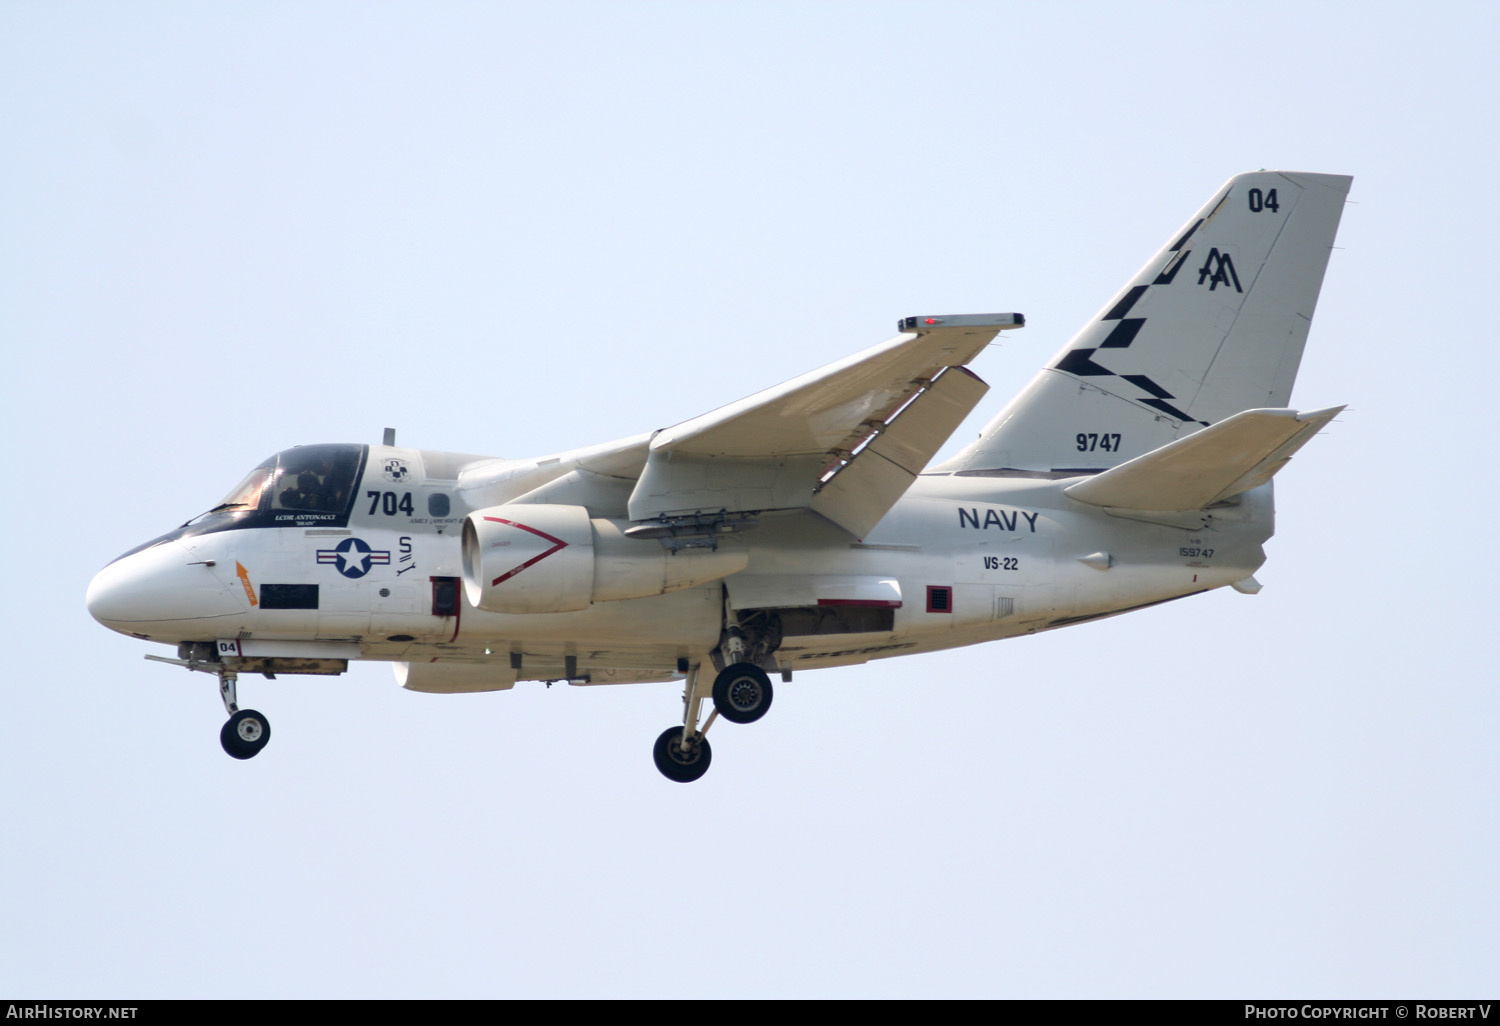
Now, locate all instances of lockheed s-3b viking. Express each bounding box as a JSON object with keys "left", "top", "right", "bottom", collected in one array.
[{"left": 87, "top": 171, "right": 1352, "bottom": 781}]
